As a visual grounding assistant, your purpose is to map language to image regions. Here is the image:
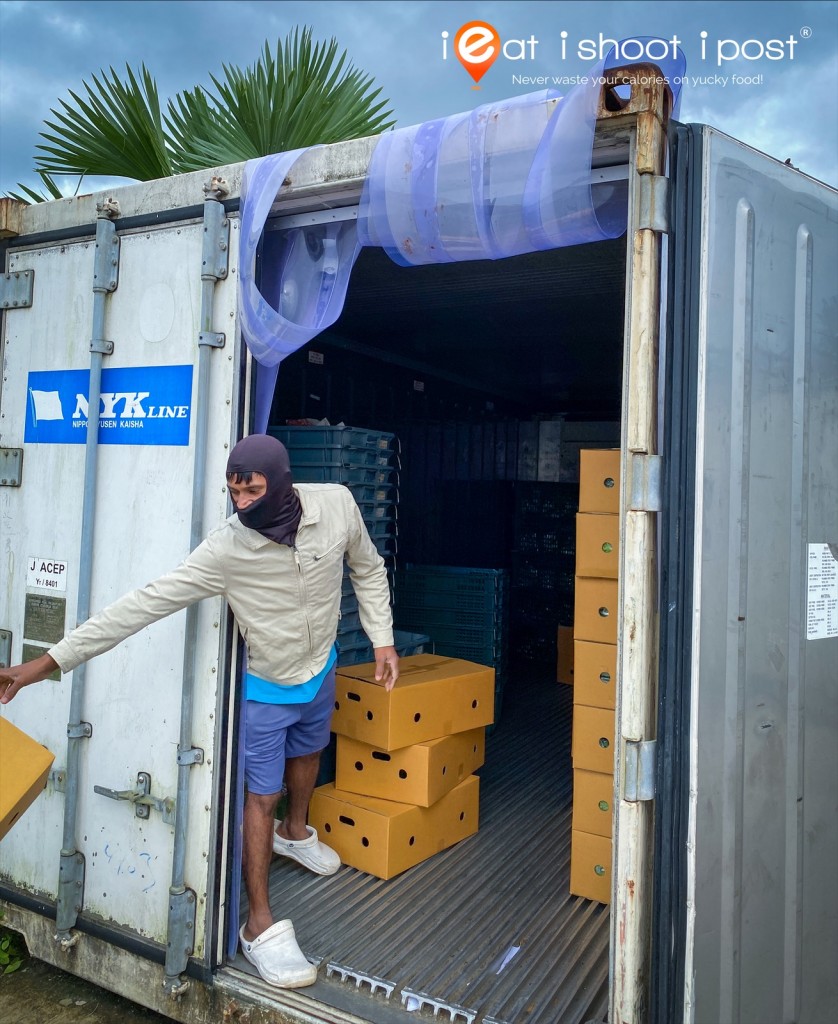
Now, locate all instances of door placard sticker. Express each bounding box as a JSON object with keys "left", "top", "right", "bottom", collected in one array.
[
  {"left": 24, "top": 364, "right": 193, "bottom": 446},
  {"left": 27, "top": 556, "right": 68, "bottom": 592},
  {"left": 806, "top": 543, "right": 838, "bottom": 640}
]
